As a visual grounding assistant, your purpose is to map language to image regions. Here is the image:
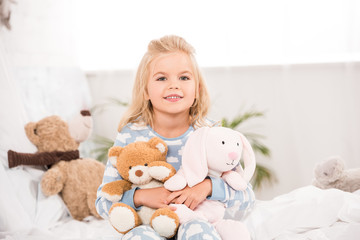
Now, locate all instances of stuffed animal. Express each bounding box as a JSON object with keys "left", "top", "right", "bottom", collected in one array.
[
  {"left": 313, "top": 156, "right": 360, "bottom": 193},
  {"left": 7, "top": 110, "right": 93, "bottom": 168},
  {"left": 0, "top": 0, "right": 15, "bottom": 30},
  {"left": 99, "top": 137, "right": 179, "bottom": 238},
  {"left": 8, "top": 110, "right": 105, "bottom": 220},
  {"left": 164, "top": 127, "right": 256, "bottom": 240}
]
